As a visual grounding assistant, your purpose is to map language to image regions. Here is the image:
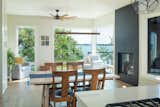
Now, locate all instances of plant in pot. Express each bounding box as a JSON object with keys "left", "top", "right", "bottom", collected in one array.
[{"left": 7, "top": 49, "right": 15, "bottom": 82}]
